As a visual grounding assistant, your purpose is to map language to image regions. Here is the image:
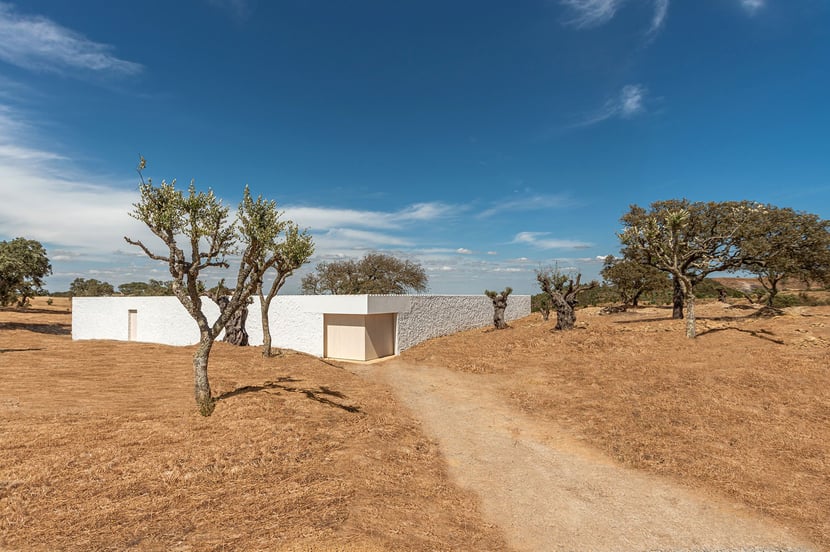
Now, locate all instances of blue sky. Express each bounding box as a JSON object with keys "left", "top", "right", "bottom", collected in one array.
[{"left": 0, "top": 0, "right": 827, "bottom": 294}]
